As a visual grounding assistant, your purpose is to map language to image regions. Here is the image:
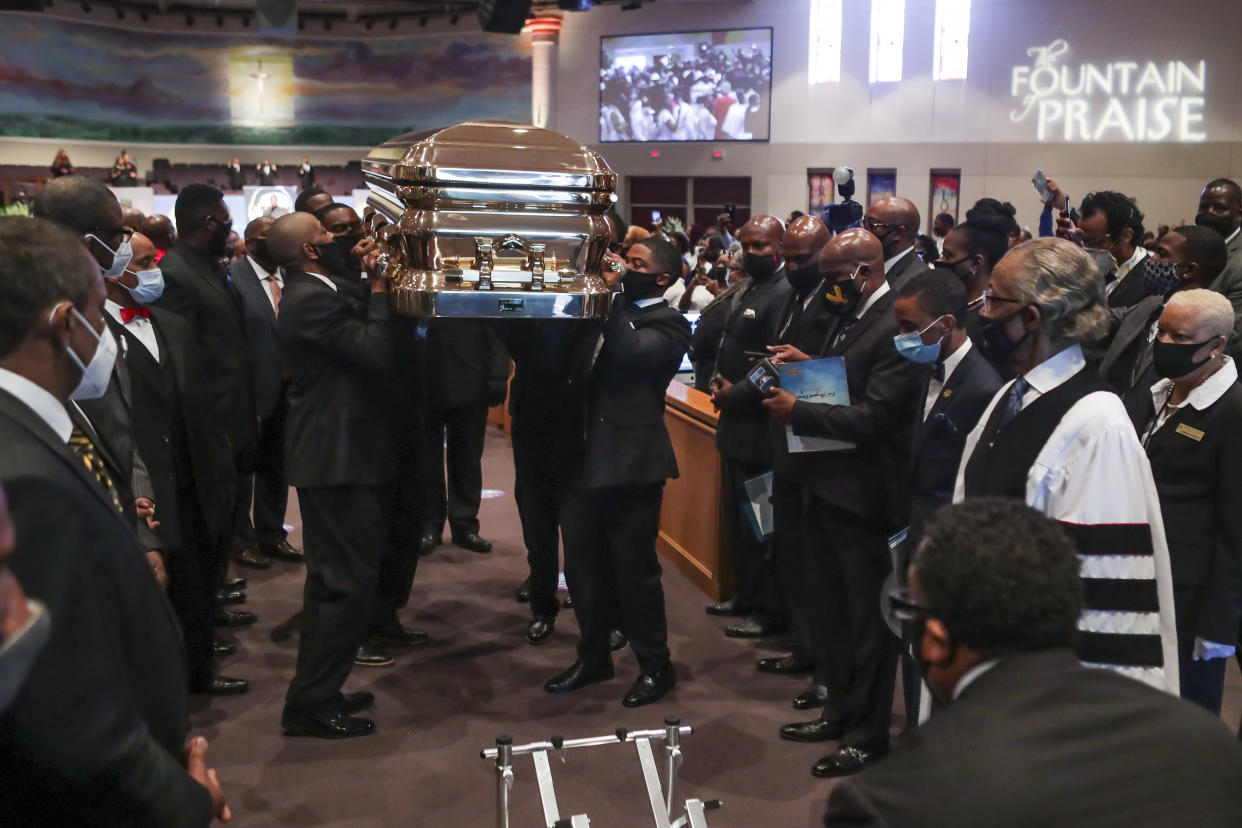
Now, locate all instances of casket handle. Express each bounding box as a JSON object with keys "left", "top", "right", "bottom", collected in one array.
[{"left": 474, "top": 237, "right": 495, "bottom": 291}]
